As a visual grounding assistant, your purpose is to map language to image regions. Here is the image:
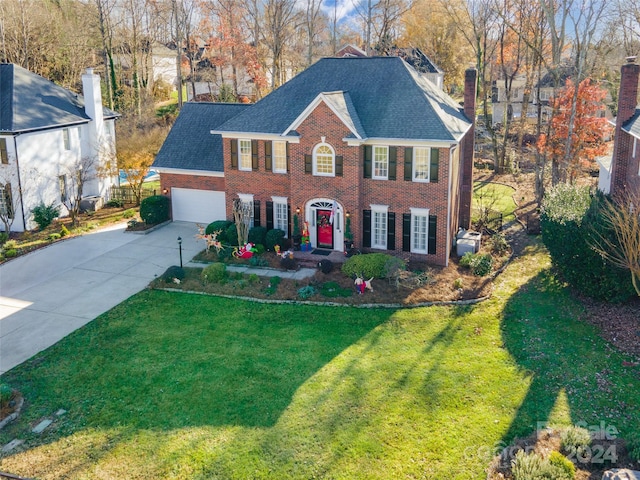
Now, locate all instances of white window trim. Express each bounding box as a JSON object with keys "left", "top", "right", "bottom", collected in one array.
[
  {"left": 273, "top": 141, "right": 287, "bottom": 174},
  {"left": 238, "top": 139, "right": 252, "bottom": 172},
  {"left": 237, "top": 193, "right": 254, "bottom": 228},
  {"left": 272, "top": 195, "right": 288, "bottom": 237},
  {"left": 372, "top": 145, "right": 389, "bottom": 180},
  {"left": 371, "top": 204, "right": 388, "bottom": 250},
  {"left": 63, "top": 128, "right": 71, "bottom": 151},
  {"left": 413, "top": 147, "right": 431, "bottom": 183},
  {"left": 410, "top": 207, "right": 430, "bottom": 254},
  {"left": 313, "top": 143, "right": 335, "bottom": 177}
]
